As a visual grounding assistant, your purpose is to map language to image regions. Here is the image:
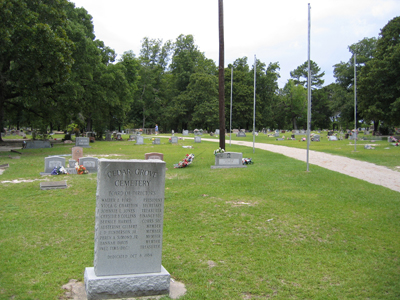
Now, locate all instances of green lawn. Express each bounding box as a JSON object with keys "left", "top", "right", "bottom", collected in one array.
[{"left": 0, "top": 136, "right": 399, "bottom": 299}]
